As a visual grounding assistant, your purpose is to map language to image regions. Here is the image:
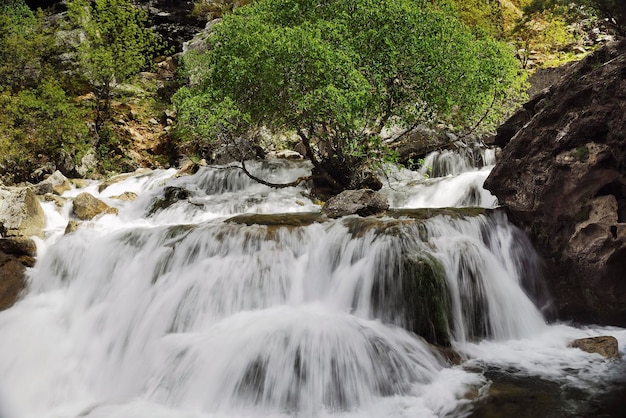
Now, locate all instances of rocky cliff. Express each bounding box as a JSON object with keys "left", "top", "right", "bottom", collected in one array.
[{"left": 485, "top": 39, "right": 626, "bottom": 326}]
